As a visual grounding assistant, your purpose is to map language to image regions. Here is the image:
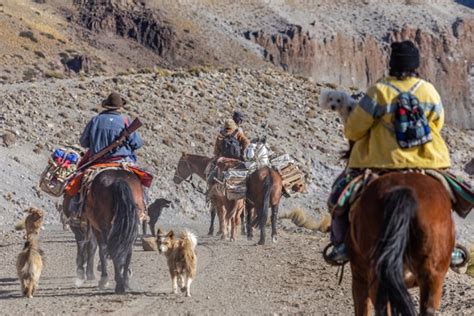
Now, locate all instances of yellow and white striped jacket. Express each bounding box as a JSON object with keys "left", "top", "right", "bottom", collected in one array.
[{"left": 345, "top": 76, "right": 451, "bottom": 169}]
